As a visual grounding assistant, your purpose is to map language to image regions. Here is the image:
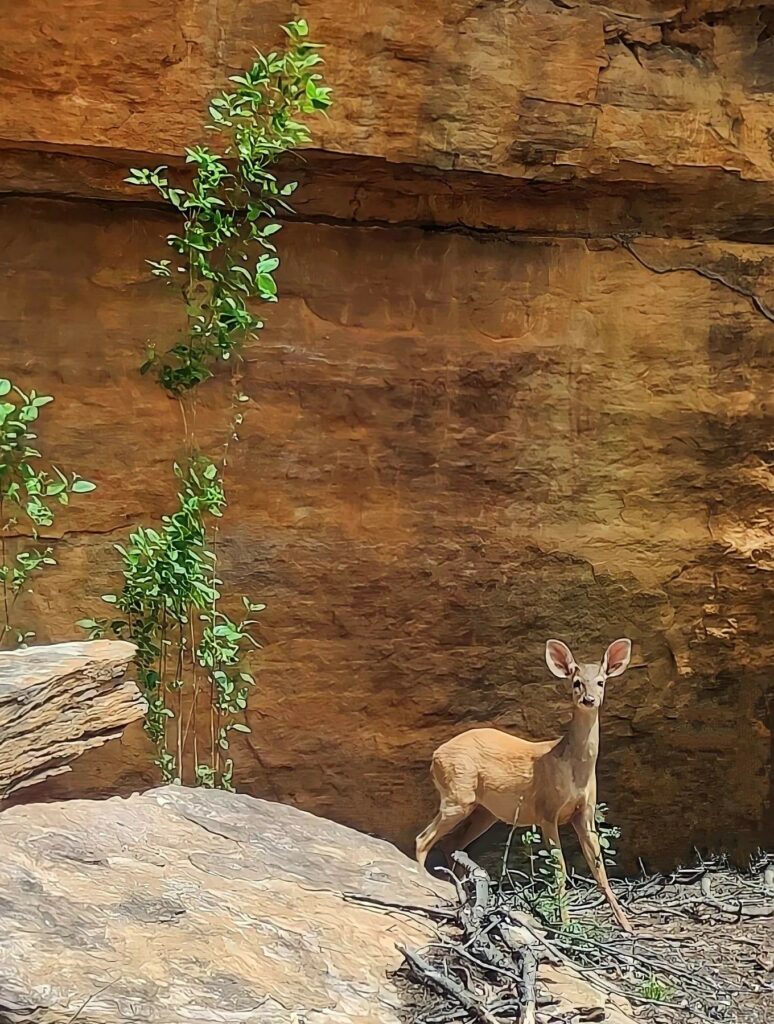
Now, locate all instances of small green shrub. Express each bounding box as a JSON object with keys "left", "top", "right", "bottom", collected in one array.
[
  {"left": 79, "top": 459, "right": 263, "bottom": 786},
  {"left": 639, "top": 975, "right": 673, "bottom": 1002},
  {"left": 0, "top": 379, "right": 95, "bottom": 647}
]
